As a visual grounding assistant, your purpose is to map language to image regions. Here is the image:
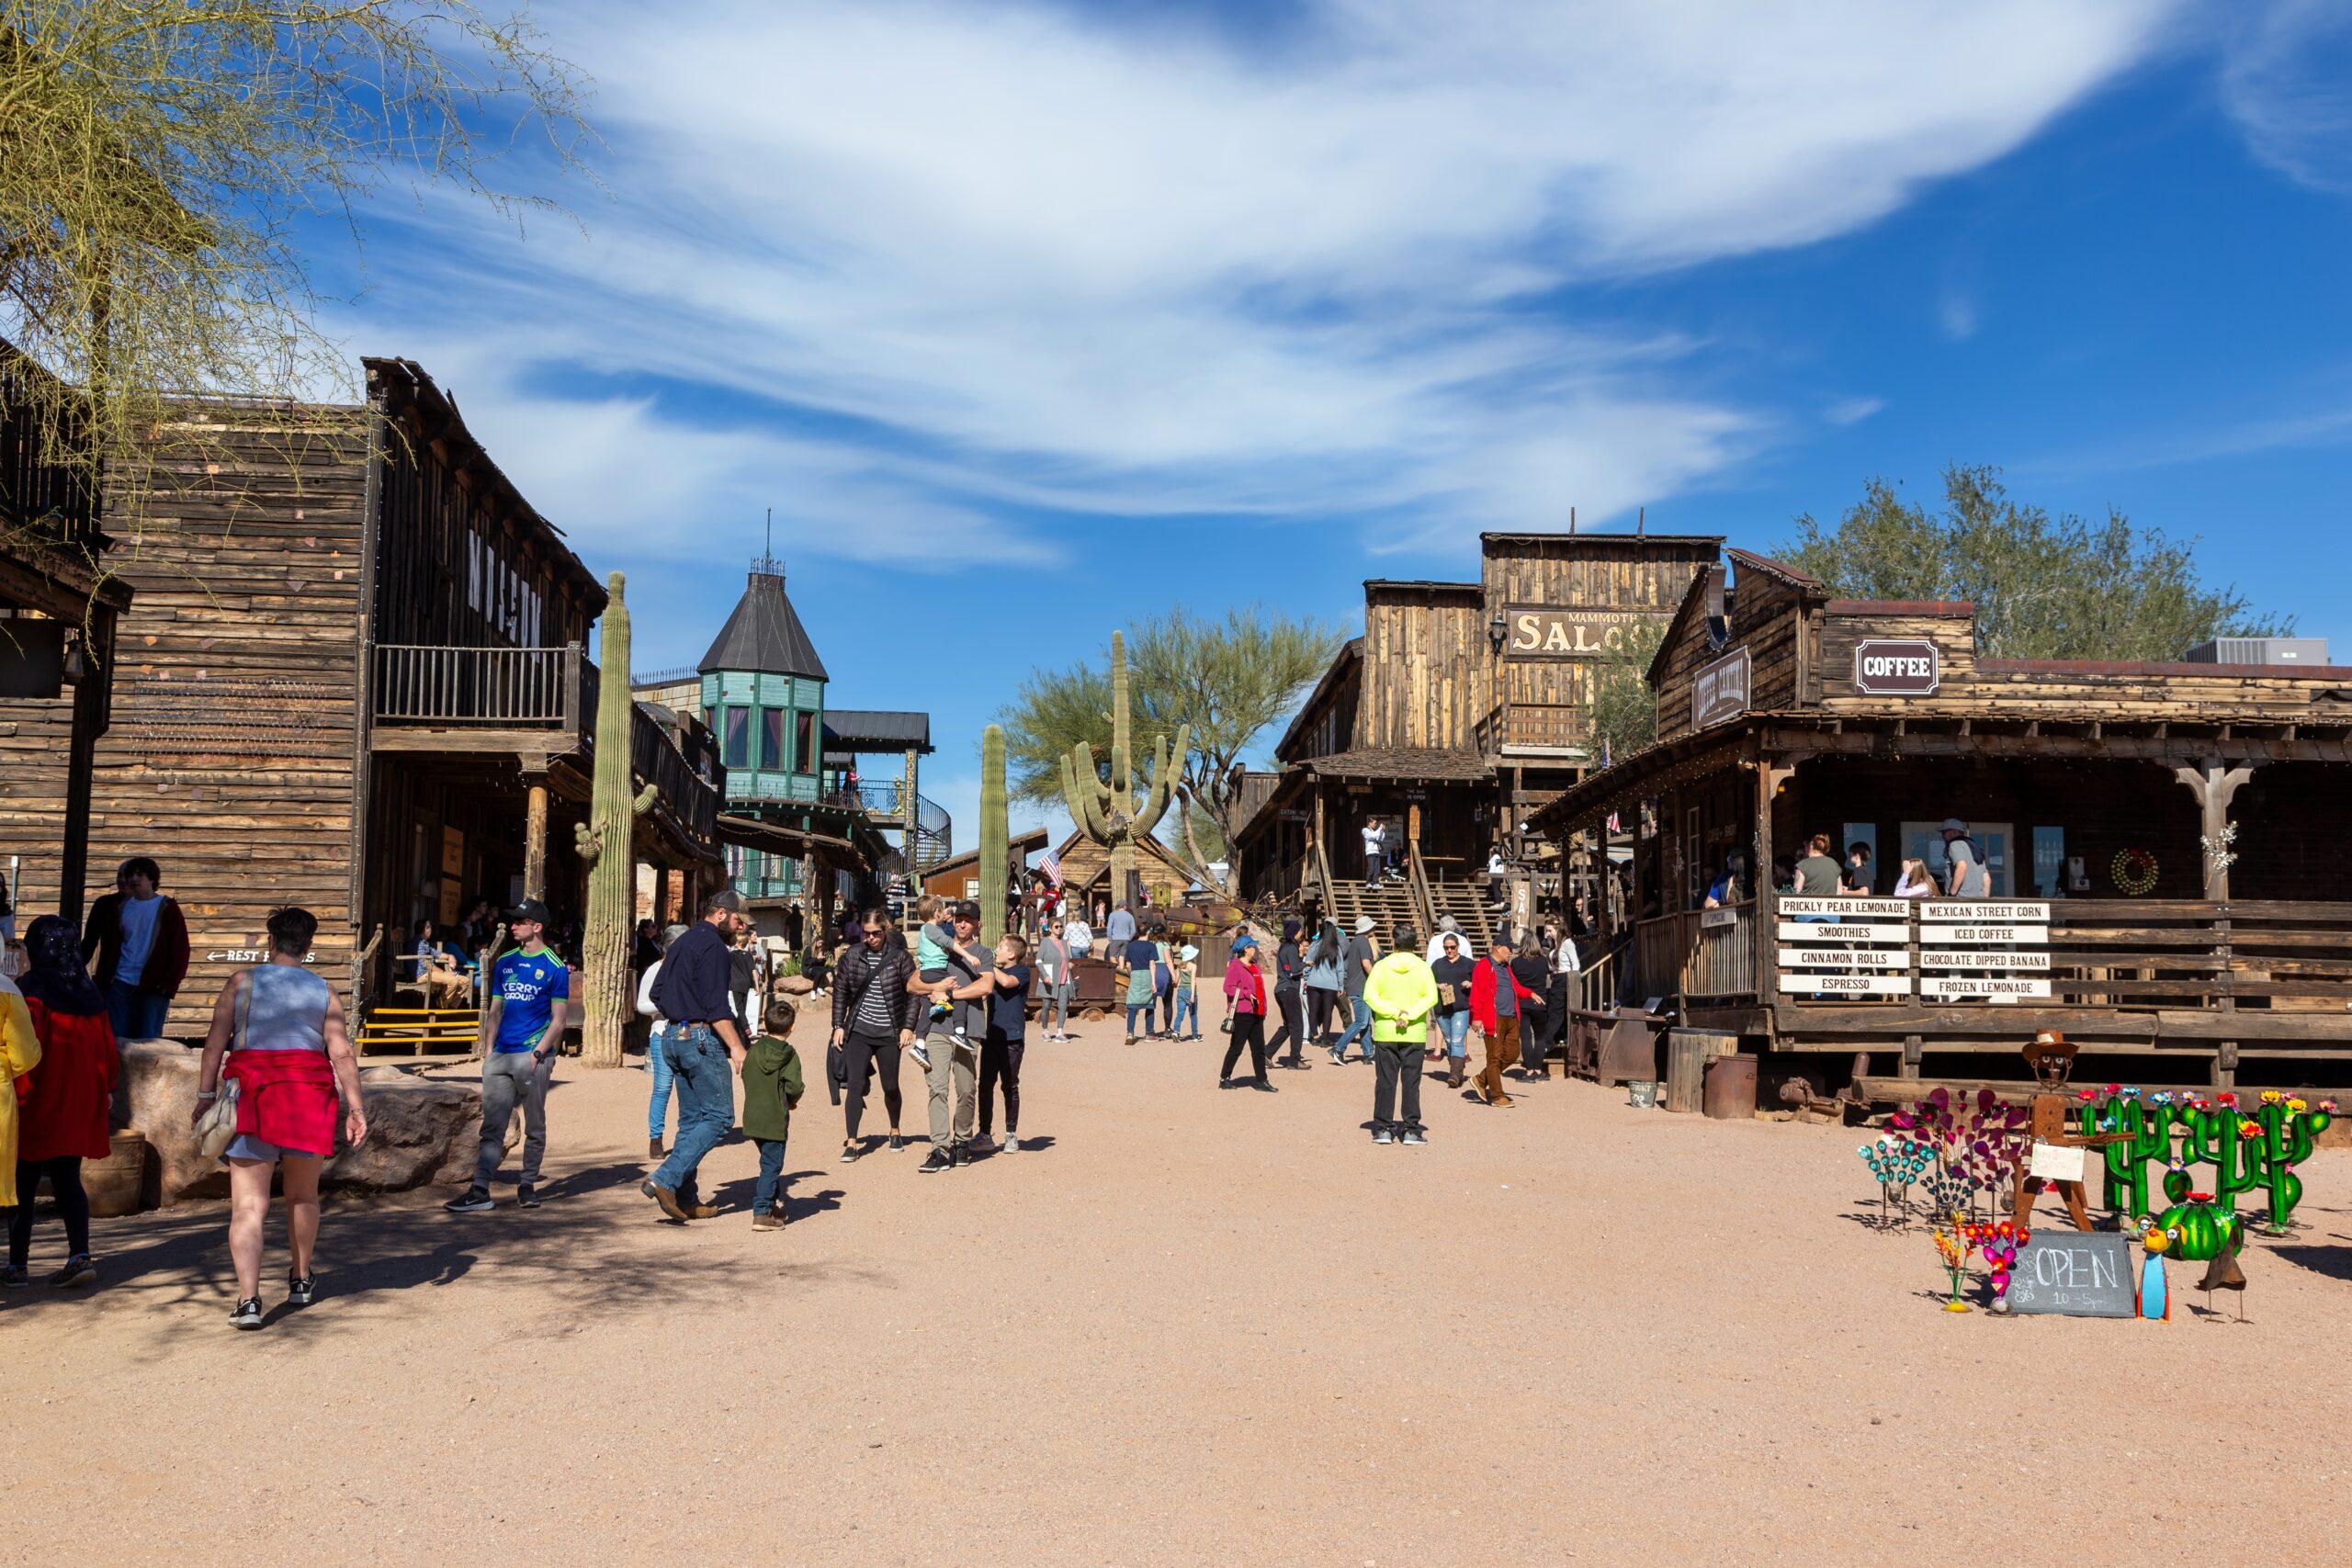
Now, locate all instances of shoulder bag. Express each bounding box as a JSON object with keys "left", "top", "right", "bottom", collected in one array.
[{"left": 195, "top": 969, "right": 254, "bottom": 1159}]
